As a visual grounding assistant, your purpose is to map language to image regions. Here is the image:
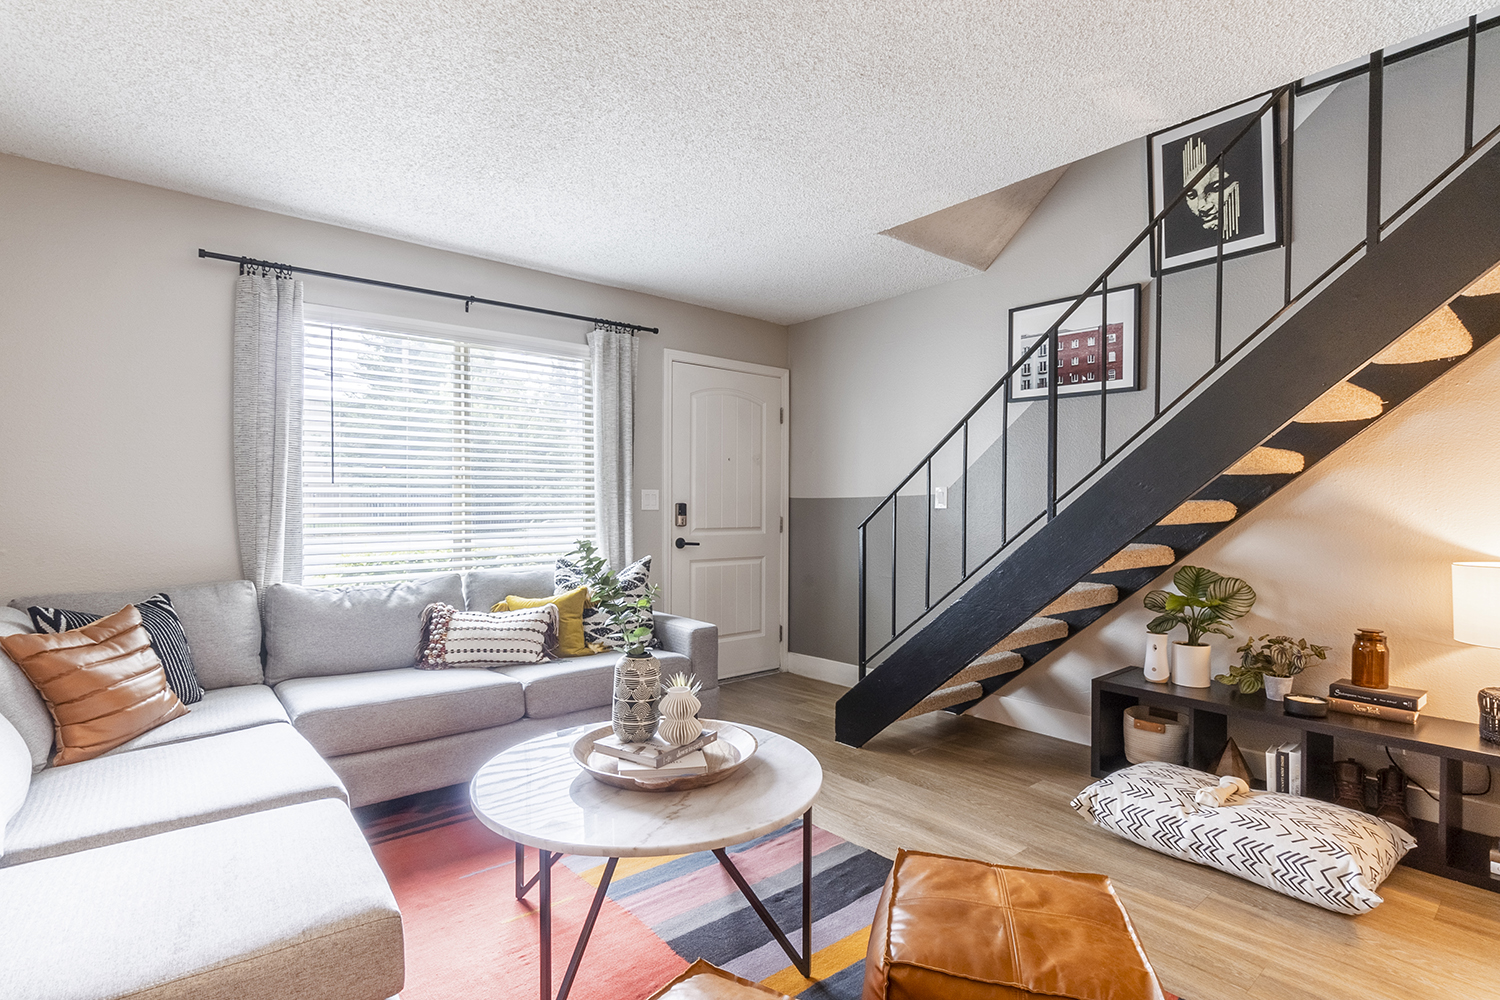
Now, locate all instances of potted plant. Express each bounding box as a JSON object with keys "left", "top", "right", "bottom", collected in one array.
[
  {"left": 567, "top": 541, "right": 662, "bottom": 742},
  {"left": 1216, "top": 634, "right": 1330, "bottom": 700},
  {"left": 1143, "top": 566, "right": 1257, "bottom": 688}
]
